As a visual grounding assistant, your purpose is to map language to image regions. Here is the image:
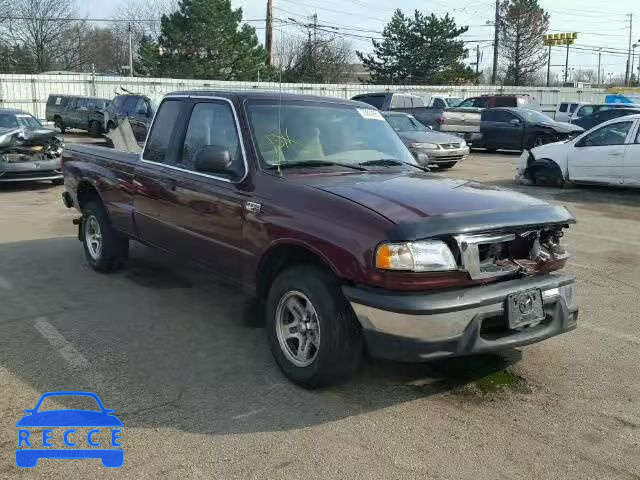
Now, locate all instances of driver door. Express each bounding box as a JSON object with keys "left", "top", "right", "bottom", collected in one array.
[{"left": 567, "top": 120, "right": 634, "bottom": 184}]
